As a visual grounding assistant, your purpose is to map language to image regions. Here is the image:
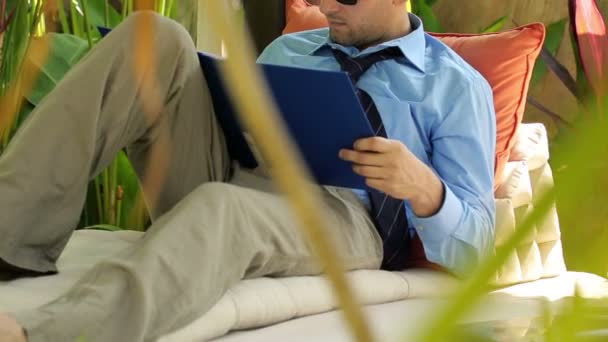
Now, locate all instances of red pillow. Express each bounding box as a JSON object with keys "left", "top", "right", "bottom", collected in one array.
[
  {"left": 283, "top": 0, "right": 546, "bottom": 188},
  {"left": 283, "top": 0, "right": 328, "bottom": 34}
]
